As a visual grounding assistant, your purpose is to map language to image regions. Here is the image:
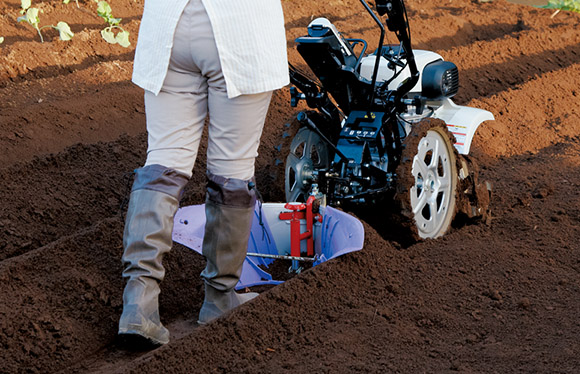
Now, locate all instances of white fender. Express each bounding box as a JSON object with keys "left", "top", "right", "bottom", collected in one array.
[{"left": 430, "top": 98, "right": 494, "bottom": 155}]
